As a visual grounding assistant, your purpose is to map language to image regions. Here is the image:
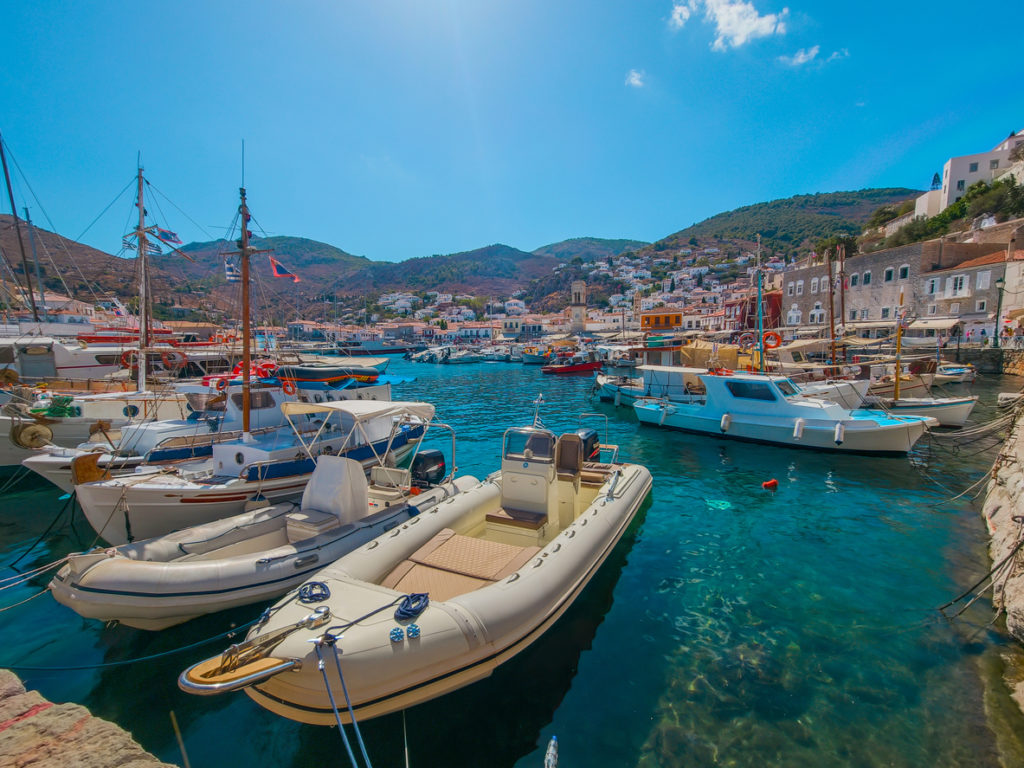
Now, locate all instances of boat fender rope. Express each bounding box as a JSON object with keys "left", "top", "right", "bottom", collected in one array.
[
  {"left": 298, "top": 581, "right": 331, "bottom": 603},
  {"left": 312, "top": 639, "right": 364, "bottom": 768},
  {"left": 395, "top": 592, "right": 429, "bottom": 621}
]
